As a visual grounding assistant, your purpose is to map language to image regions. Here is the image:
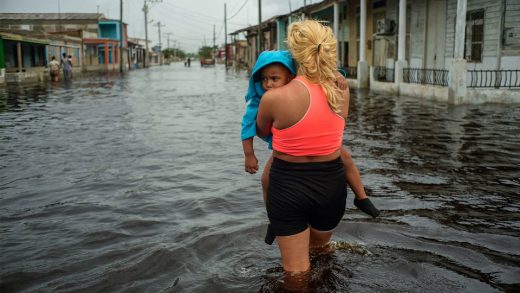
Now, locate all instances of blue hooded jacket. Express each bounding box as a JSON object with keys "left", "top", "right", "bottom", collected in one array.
[{"left": 240, "top": 50, "right": 296, "bottom": 148}]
